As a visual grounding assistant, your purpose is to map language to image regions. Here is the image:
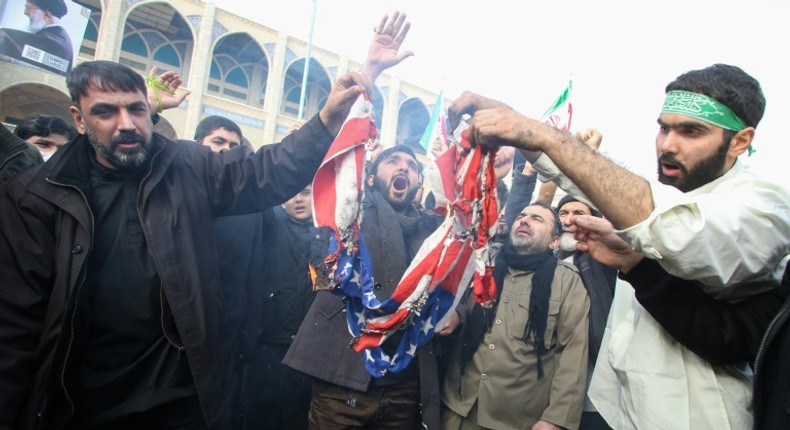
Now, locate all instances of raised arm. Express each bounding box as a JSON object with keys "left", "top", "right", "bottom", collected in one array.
[
  {"left": 504, "top": 162, "right": 538, "bottom": 229},
  {"left": 359, "top": 11, "right": 413, "bottom": 85},
  {"left": 447, "top": 92, "right": 652, "bottom": 229},
  {"left": 145, "top": 66, "right": 190, "bottom": 114}
]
